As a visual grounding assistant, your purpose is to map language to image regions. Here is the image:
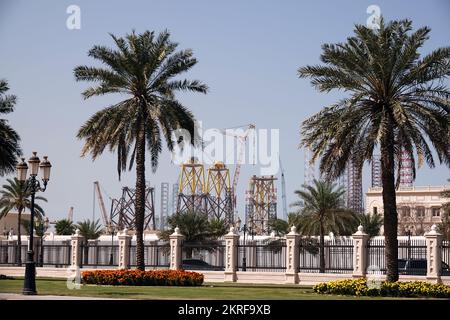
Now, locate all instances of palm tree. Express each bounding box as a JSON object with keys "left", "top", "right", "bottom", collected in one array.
[
  {"left": 75, "top": 219, "right": 103, "bottom": 265},
  {"left": 158, "top": 211, "right": 228, "bottom": 258},
  {"left": 298, "top": 19, "right": 450, "bottom": 281},
  {"left": 357, "top": 213, "right": 383, "bottom": 238},
  {"left": 0, "top": 79, "right": 22, "bottom": 176},
  {"left": 75, "top": 30, "right": 207, "bottom": 270},
  {"left": 0, "top": 178, "right": 46, "bottom": 265},
  {"left": 55, "top": 219, "right": 75, "bottom": 235},
  {"left": 291, "top": 179, "right": 355, "bottom": 273}
]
